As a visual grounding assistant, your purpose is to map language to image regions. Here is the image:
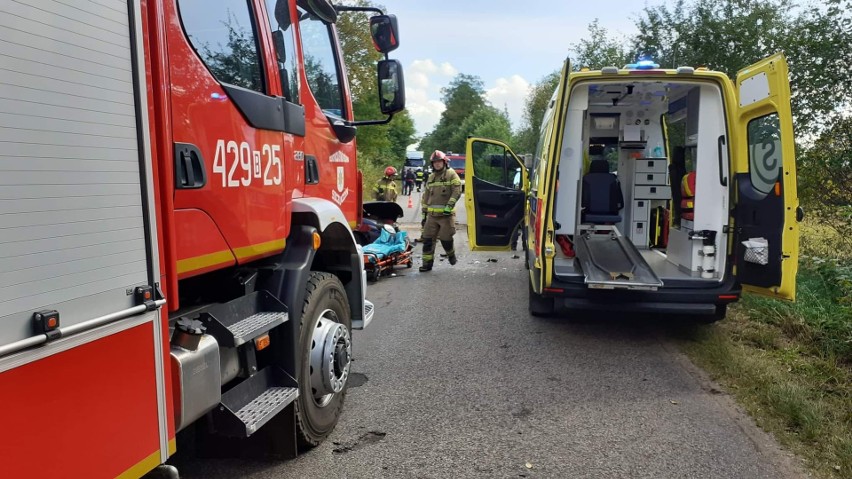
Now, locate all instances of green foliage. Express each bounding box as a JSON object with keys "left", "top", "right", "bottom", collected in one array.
[
  {"left": 631, "top": 0, "right": 789, "bottom": 74},
  {"left": 335, "top": 1, "right": 415, "bottom": 192},
  {"left": 440, "top": 74, "right": 488, "bottom": 128},
  {"left": 420, "top": 74, "right": 488, "bottom": 154},
  {"left": 630, "top": 0, "right": 852, "bottom": 132},
  {"left": 448, "top": 106, "right": 513, "bottom": 149},
  {"left": 335, "top": 1, "right": 381, "bottom": 101},
  {"left": 742, "top": 259, "right": 852, "bottom": 363},
  {"left": 570, "top": 19, "right": 632, "bottom": 69},
  {"left": 782, "top": 0, "right": 852, "bottom": 131},
  {"left": 470, "top": 141, "right": 518, "bottom": 186},
  {"left": 798, "top": 116, "right": 852, "bottom": 247},
  {"left": 198, "top": 12, "right": 262, "bottom": 91},
  {"left": 678, "top": 276, "right": 852, "bottom": 477}
]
